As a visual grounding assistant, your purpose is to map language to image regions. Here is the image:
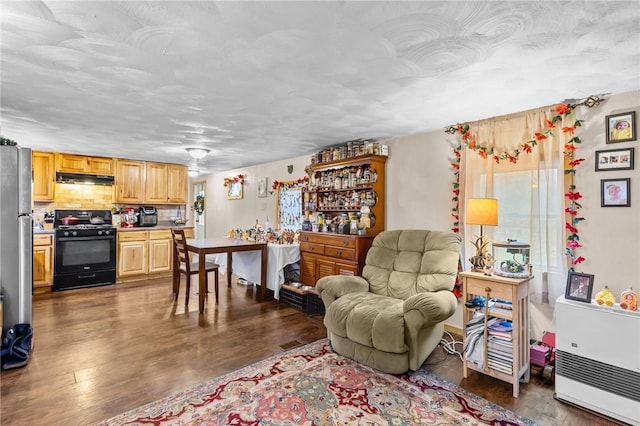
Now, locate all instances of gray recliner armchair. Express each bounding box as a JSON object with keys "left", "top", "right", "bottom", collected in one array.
[{"left": 316, "top": 229, "right": 461, "bottom": 374}]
